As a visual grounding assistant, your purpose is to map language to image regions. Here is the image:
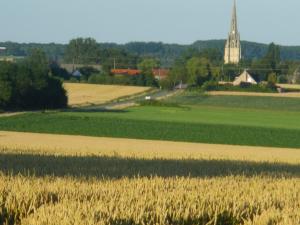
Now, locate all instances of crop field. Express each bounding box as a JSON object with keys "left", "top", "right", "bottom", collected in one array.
[
  {"left": 2, "top": 131, "right": 300, "bottom": 163},
  {"left": 64, "top": 83, "right": 150, "bottom": 107},
  {"left": 1, "top": 92, "right": 300, "bottom": 224},
  {"left": 1, "top": 103, "right": 300, "bottom": 148},
  {"left": 206, "top": 91, "right": 300, "bottom": 98},
  {"left": 166, "top": 92, "right": 300, "bottom": 111},
  {"left": 1, "top": 144, "right": 300, "bottom": 225}
]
